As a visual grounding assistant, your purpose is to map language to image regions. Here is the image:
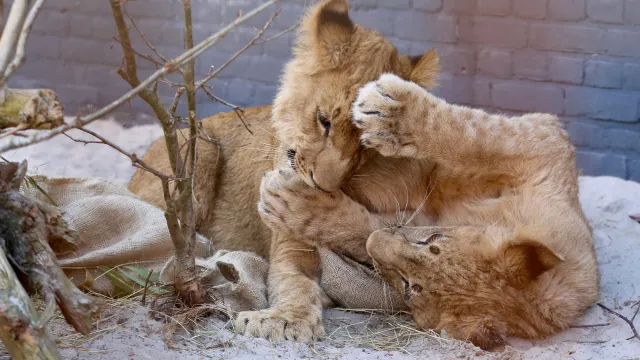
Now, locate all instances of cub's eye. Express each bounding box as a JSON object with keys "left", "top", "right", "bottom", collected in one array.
[
  {"left": 317, "top": 110, "right": 331, "bottom": 136},
  {"left": 417, "top": 233, "right": 444, "bottom": 245}
]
